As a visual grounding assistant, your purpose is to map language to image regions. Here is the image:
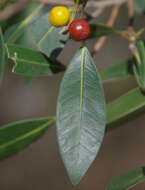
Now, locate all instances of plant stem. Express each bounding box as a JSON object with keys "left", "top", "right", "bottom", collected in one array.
[{"left": 92, "top": 5, "right": 120, "bottom": 56}]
